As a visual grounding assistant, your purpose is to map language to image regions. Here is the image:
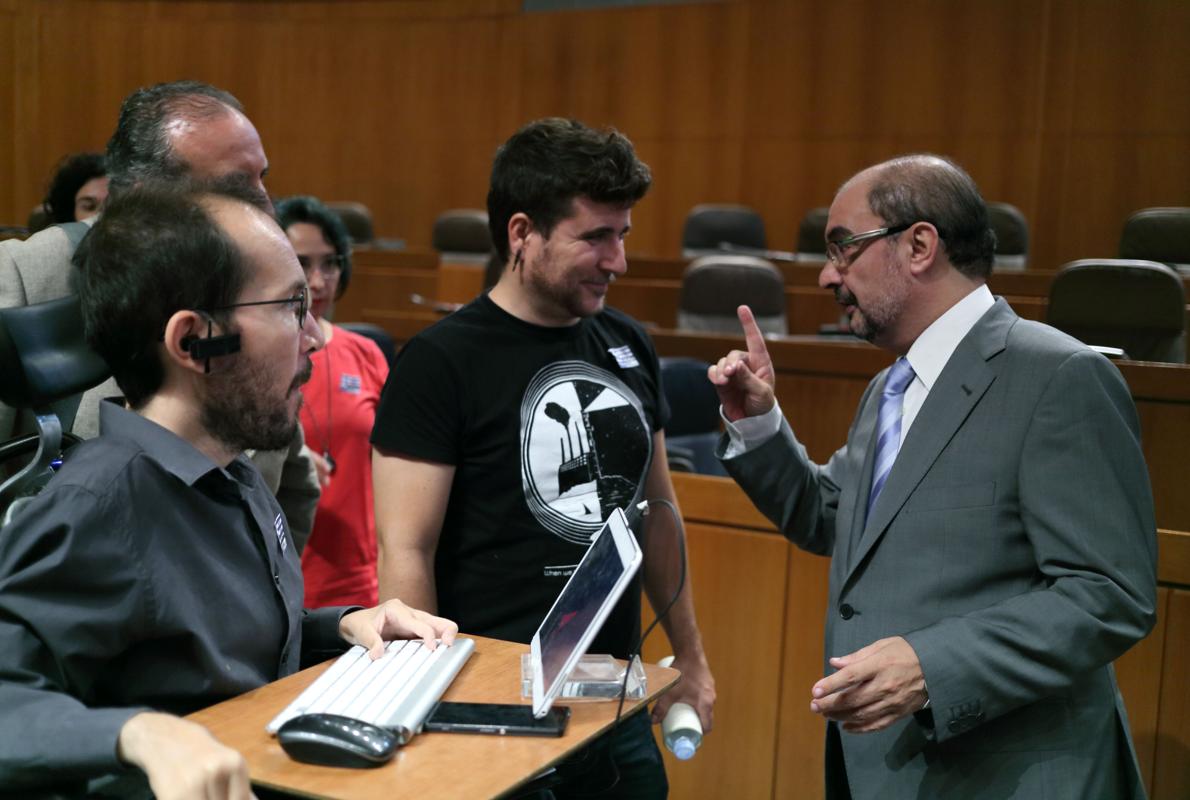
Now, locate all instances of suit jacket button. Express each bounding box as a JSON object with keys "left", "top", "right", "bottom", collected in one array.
[{"left": 839, "top": 603, "right": 855, "bottom": 620}]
